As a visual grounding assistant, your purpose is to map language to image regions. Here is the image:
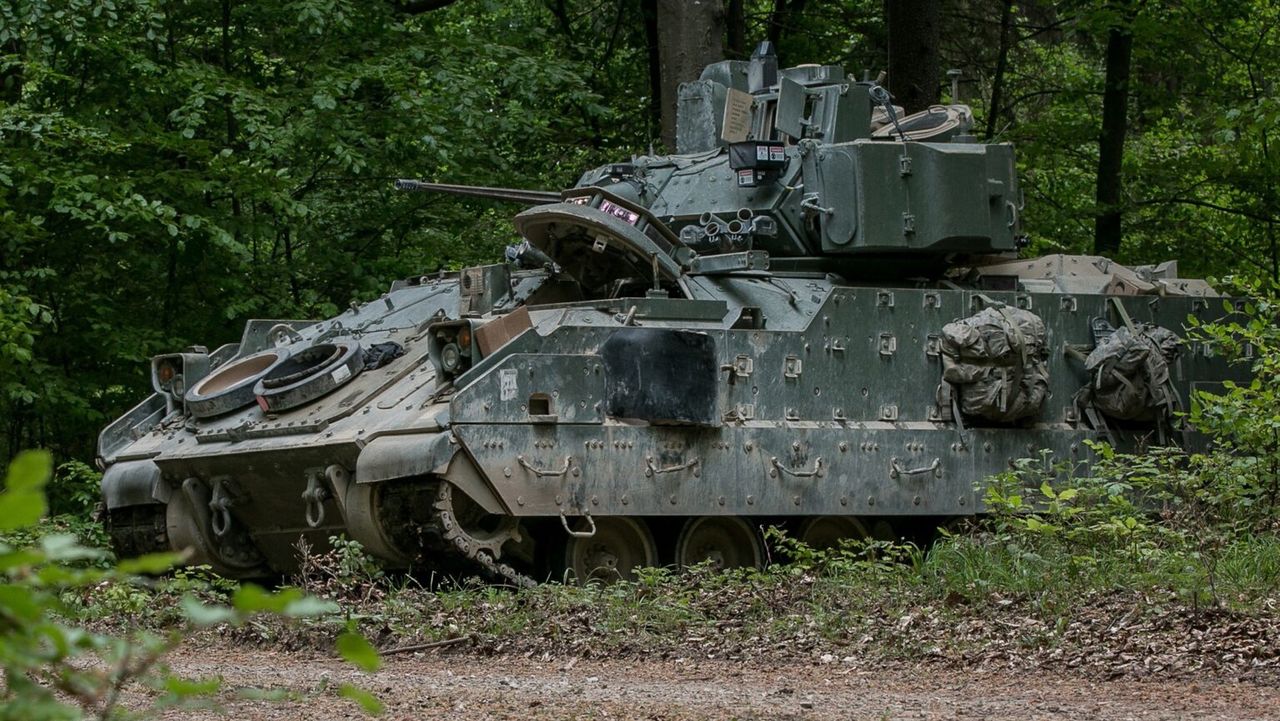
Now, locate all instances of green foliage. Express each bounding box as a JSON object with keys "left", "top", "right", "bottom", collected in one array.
[
  {"left": 762, "top": 526, "right": 919, "bottom": 582},
  {"left": 942, "top": 1, "right": 1280, "bottom": 275},
  {"left": 0, "top": 451, "right": 379, "bottom": 719},
  {"left": 294, "top": 535, "right": 386, "bottom": 604},
  {"left": 336, "top": 630, "right": 382, "bottom": 673},
  {"left": 47, "top": 462, "right": 100, "bottom": 518},
  {"left": 0, "top": 0, "right": 620, "bottom": 466},
  {"left": 0, "top": 285, "right": 48, "bottom": 410},
  {"left": 338, "top": 683, "right": 384, "bottom": 716},
  {"left": 0, "top": 449, "right": 50, "bottom": 530},
  {"left": 1186, "top": 282, "right": 1280, "bottom": 514}
]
